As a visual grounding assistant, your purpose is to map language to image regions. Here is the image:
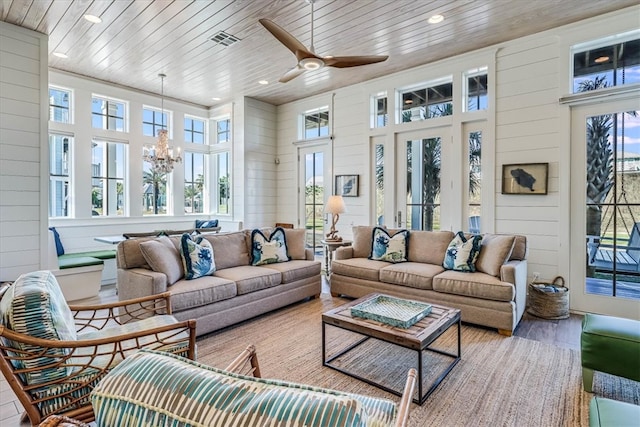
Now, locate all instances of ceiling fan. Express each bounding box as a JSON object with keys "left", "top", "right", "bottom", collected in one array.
[{"left": 259, "top": 0, "right": 388, "bottom": 83}]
